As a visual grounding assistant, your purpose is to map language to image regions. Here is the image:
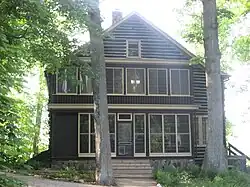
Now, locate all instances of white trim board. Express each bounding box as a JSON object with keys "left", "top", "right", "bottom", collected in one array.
[{"left": 48, "top": 104, "right": 199, "bottom": 110}]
